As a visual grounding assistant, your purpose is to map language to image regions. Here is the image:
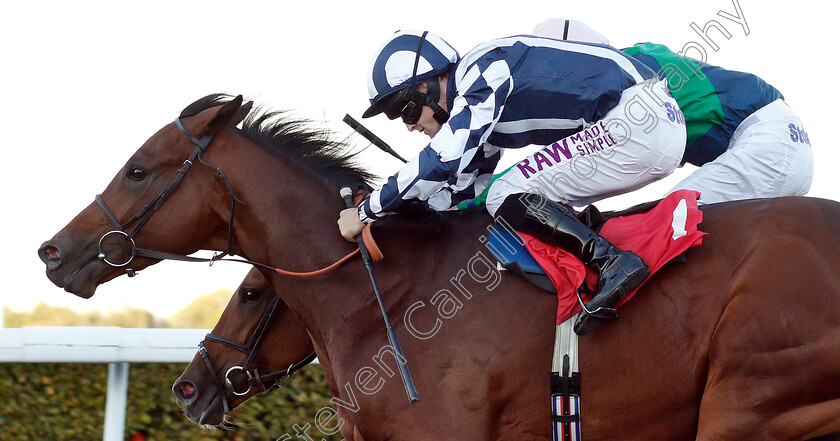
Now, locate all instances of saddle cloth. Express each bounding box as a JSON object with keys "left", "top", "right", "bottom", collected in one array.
[{"left": 487, "top": 189, "right": 706, "bottom": 325}]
